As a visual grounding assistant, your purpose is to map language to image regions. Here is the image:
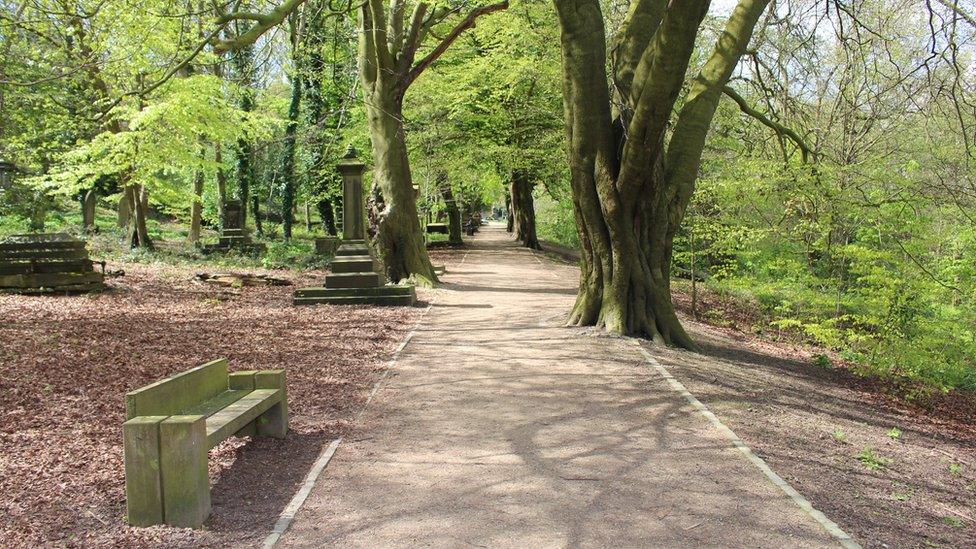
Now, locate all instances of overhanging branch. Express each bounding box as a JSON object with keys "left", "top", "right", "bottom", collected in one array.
[
  {"left": 722, "top": 85, "right": 814, "bottom": 163},
  {"left": 215, "top": 0, "right": 358, "bottom": 53},
  {"left": 402, "top": 1, "right": 508, "bottom": 90}
]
